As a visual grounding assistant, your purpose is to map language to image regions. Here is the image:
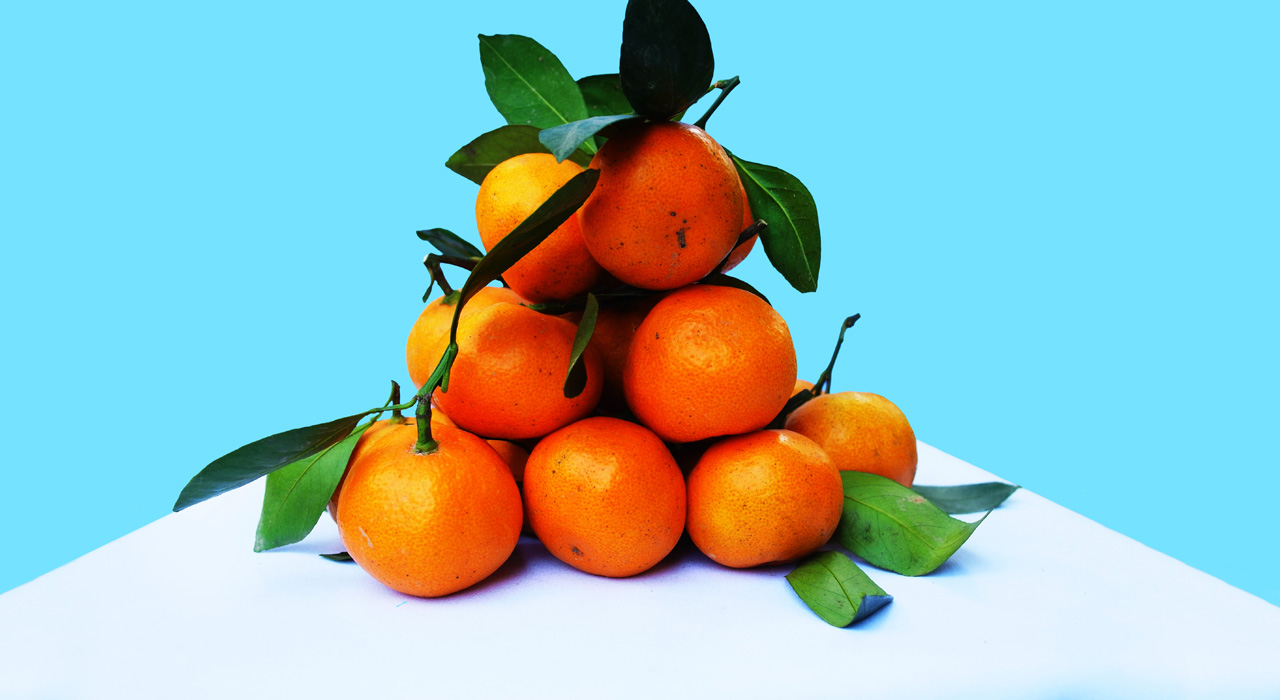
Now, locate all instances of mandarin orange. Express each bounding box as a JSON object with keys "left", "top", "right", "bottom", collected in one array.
[
  {"left": 586, "top": 294, "right": 664, "bottom": 409},
  {"left": 578, "top": 122, "right": 742, "bottom": 289},
  {"left": 686, "top": 429, "right": 843, "bottom": 568},
  {"left": 720, "top": 180, "right": 756, "bottom": 272},
  {"left": 523, "top": 417, "right": 685, "bottom": 577},
  {"left": 406, "top": 286, "right": 525, "bottom": 388},
  {"left": 785, "top": 391, "right": 919, "bottom": 487}
]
